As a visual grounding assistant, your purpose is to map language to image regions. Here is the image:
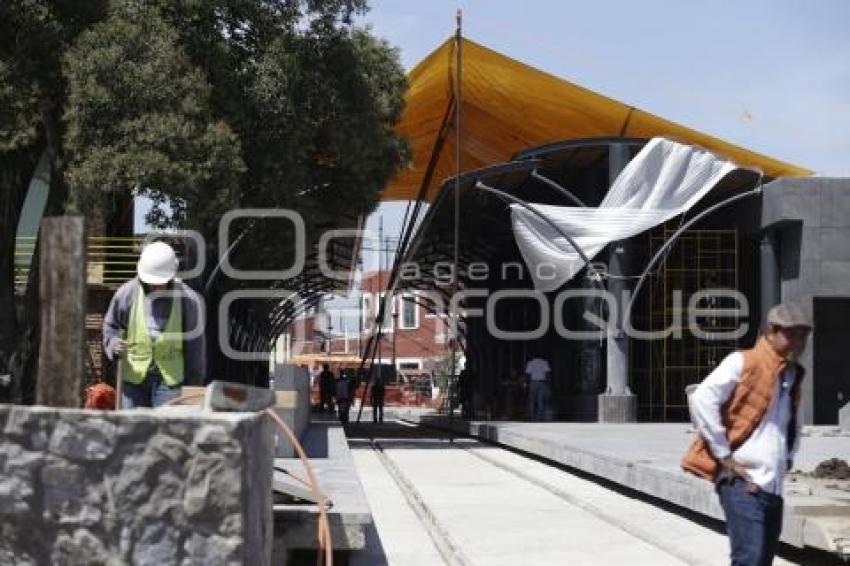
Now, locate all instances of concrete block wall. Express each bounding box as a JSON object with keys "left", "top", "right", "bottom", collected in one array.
[
  {"left": 762, "top": 177, "right": 850, "bottom": 424},
  {"left": 0, "top": 405, "right": 273, "bottom": 565},
  {"left": 763, "top": 178, "right": 850, "bottom": 298}
]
